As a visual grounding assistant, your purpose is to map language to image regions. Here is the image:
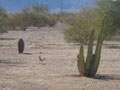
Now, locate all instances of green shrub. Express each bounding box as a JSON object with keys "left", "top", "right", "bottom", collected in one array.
[
  {"left": 64, "top": 7, "right": 104, "bottom": 44},
  {"left": 64, "top": 22, "right": 91, "bottom": 44},
  {"left": 8, "top": 3, "right": 57, "bottom": 29},
  {"left": 0, "top": 7, "right": 9, "bottom": 33},
  {"left": 47, "top": 15, "right": 57, "bottom": 27},
  {"left": 62, "top": 14, "right": 76, "bottom": 25},
  {"left": 8, "top": 13, "right": 31, "bottom": 29}
]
